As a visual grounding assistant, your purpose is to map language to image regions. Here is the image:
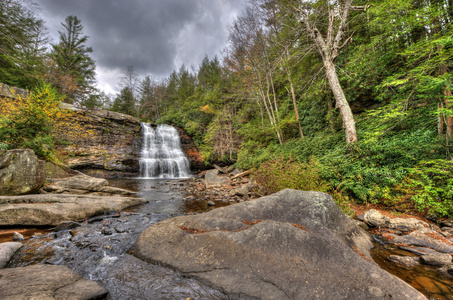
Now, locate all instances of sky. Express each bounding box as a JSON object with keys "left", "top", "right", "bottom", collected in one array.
[{"left": 30, "top": 0, "right": 246, "bottom": 95}]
